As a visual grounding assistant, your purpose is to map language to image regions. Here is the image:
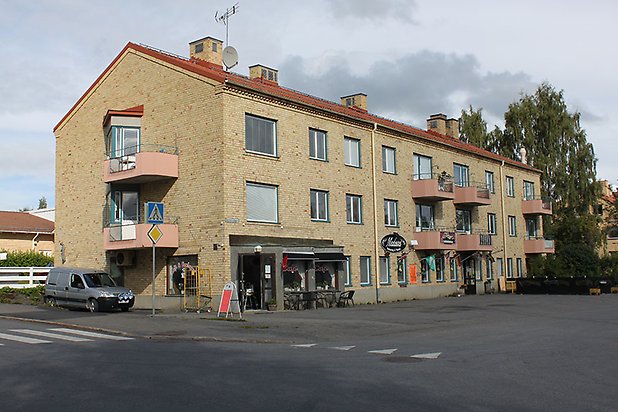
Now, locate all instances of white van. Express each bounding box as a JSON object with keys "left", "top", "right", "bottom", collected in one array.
[{"left": 44, "top": 267, "right": 135, "bottom": 312}]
